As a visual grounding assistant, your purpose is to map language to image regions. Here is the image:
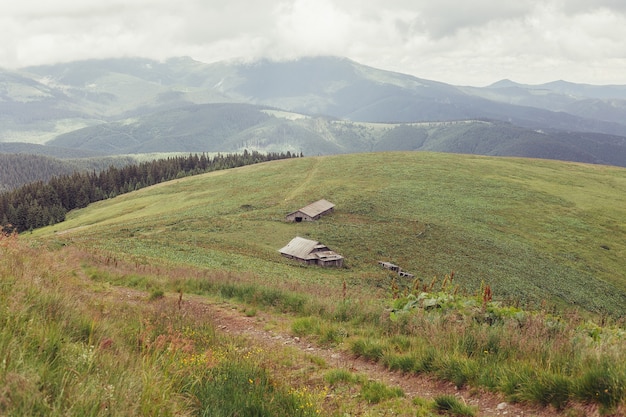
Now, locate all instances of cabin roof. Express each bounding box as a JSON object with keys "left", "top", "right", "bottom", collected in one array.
[
  {"left": 290, "top": 199, "right": 335, "bottom": 217},
  {"left": 279, "top": 236, "right": 323, "bottom": 259},
  {"left": 278, "top": 236, "right": 343, "bottom": 261}
]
